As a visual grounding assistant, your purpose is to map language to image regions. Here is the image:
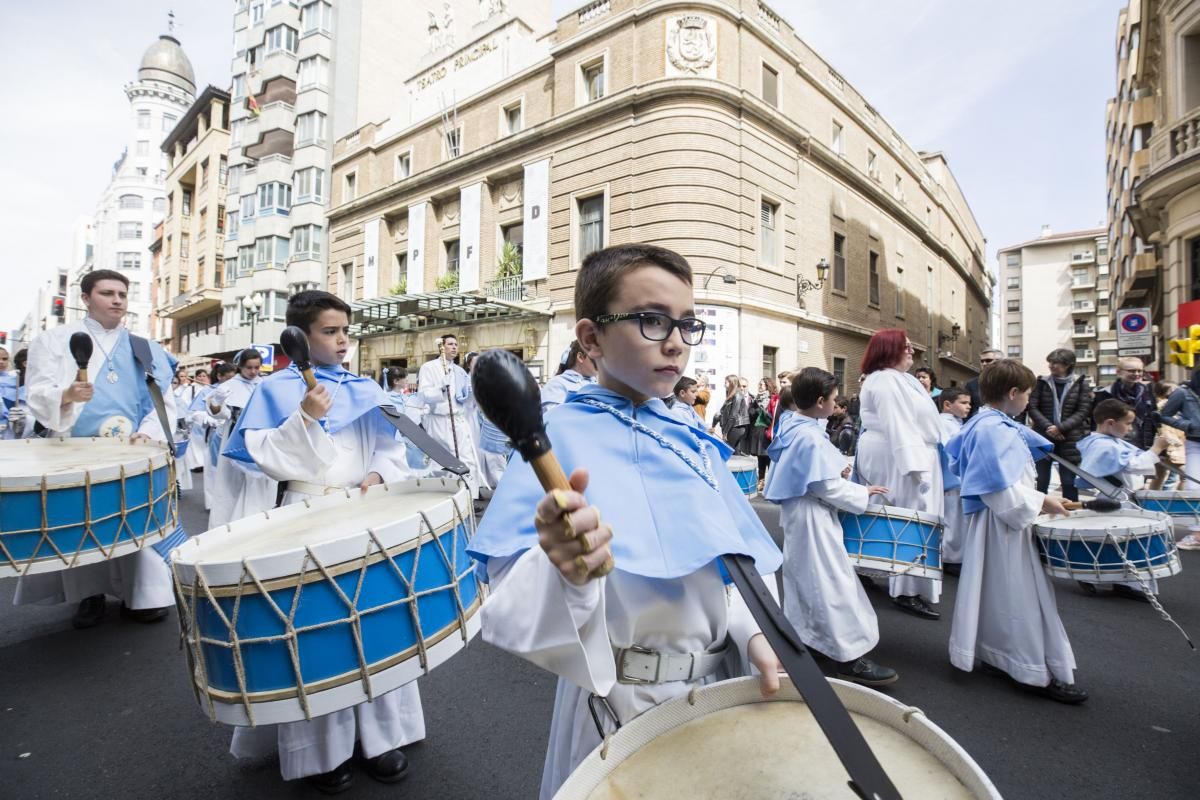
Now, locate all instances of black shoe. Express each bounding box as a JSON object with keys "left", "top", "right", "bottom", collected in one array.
[
  {"left": 892, "top": 595, "right": 940, "bottom": 620},
  {"left": 119, "top": 604, "right": 169, "bottom": 624},
  {"left": 1112, "top": 584, "right": 1151, "bottom": 603},
  {"left": 305, "top": 761, "right": 353, "bottom": 795},
  {"left": 190, "top": 467, "right": 203, "bottom": 474},
  {"left": 358, "top": 747, "right": 409, "bottom": 784},
  {"left": 1077, "top": 581, "right": 1099, "bottom": 595},
  {"left": 837, "top": 657, "right": 898, "bottom": 687},
  {"left": 1025, "top": 679, "right": 1089, "bottom": 705},
  {"left": 858, "top": 574, "right": 881, "bottom": 593},
  {"left": 943, "top": 562, "right": 961, "bottom": 577},
  {"left": 72, "top": 595, "right": 107, "bottom": 629}
]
